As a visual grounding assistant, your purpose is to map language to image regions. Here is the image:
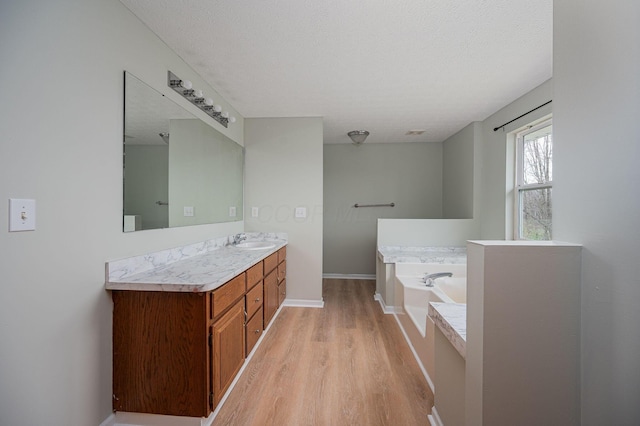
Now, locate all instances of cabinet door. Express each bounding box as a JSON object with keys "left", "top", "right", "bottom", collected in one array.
[
  {"left": 263, "top": 269, "right": 278, "bottom": 327},
  {"left": 278, "top": 279, "right": 286, "bottom": 306},
  {"left": 246, "top": 307, "right": 264, "bottom": 355},
  {"left": 211, "top": 298, "right": 245, "bottom": 406},
  {"left": 277, "top": 260, "right": 286, "bottom": 283}
]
